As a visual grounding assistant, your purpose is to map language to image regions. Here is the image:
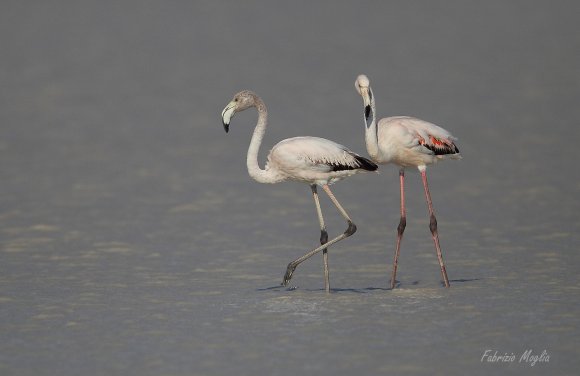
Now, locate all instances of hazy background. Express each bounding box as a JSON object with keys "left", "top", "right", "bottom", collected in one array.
[{"left": 1, "top": 1, "right": 579, "bottom": 375}]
